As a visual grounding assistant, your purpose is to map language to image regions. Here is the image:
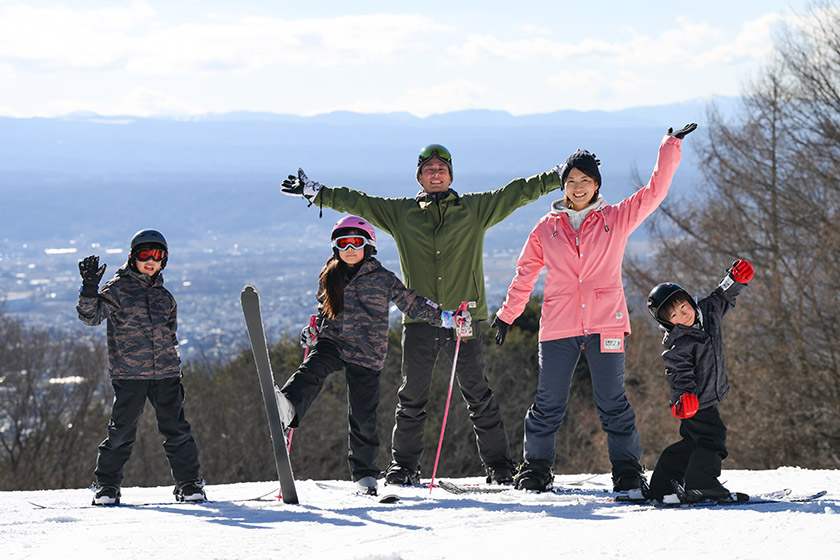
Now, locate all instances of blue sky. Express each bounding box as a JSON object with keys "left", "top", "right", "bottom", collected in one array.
[{"left": 0, "top": 0, "right": 813, "bottom": 117}]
